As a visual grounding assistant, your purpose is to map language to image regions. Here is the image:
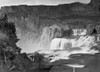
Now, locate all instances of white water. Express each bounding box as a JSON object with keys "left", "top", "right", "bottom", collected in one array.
[
  {"left": 43, "top": 35, "right": 98, "bottom": 62},
  {"left": 37, "top": 28, "right": 99, "bottom": 63},
  {"left": 73, "top": 29, "right": 87, "bottom": 36},
  {"left": 50, "top": 36, "right": 96, "bottom": 51}
]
